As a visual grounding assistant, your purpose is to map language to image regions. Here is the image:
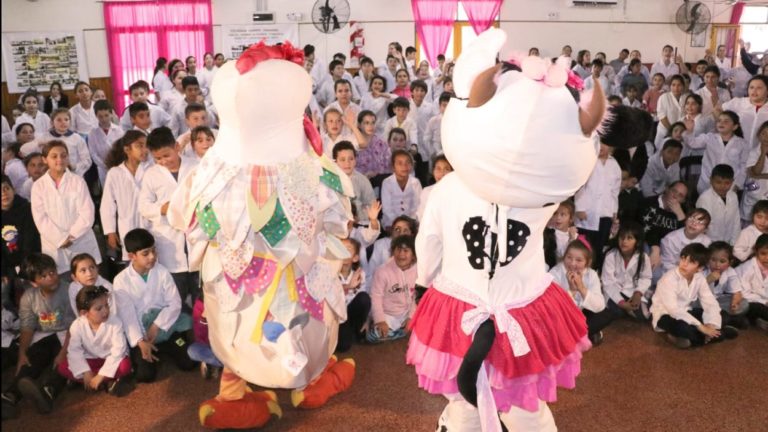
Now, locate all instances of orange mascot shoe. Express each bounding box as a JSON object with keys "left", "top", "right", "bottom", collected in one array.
[
  {"left": 199, "top": 390, "right": 281, "bottom": 429},
  {"left": 291, "top": 357, "right": 356, "bottom": 409}
]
